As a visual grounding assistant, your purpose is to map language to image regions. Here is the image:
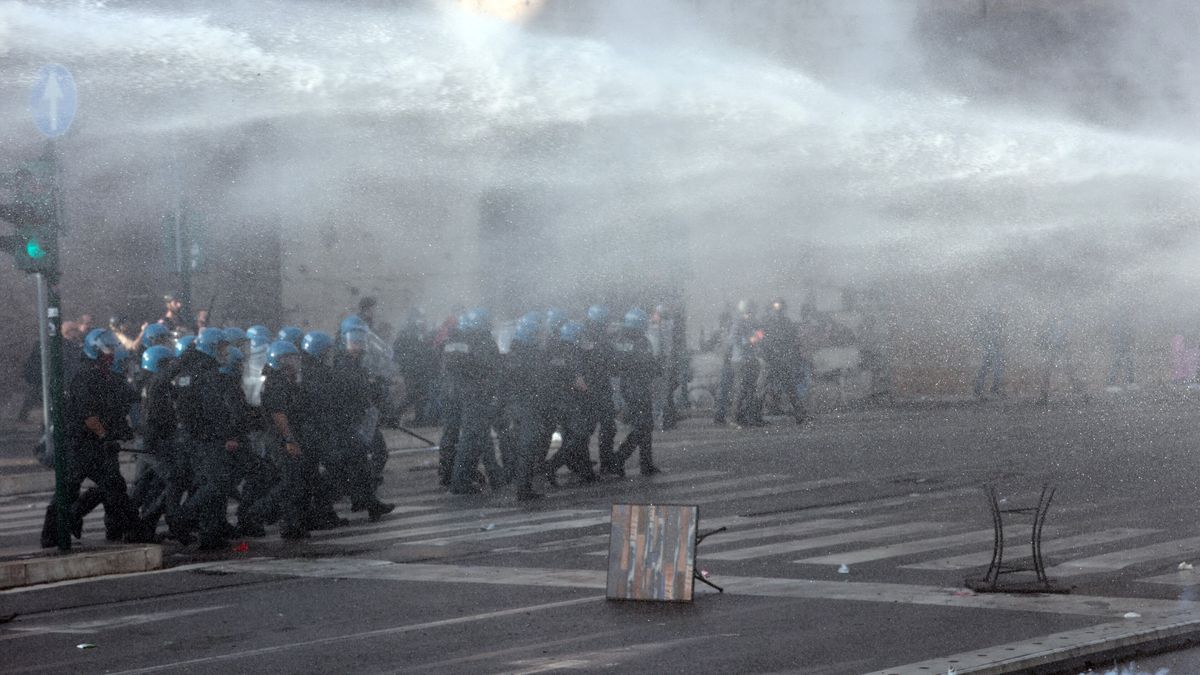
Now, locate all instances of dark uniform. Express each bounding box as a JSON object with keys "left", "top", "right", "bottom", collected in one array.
[
  {"left": 582, "top": 323, "right": 619, "bottom": 473},
  {"left": 503, "top": 339, "right": 546, "bottom": 500},
  {"left": 546, "top": 340, "right": 597, "bottom": 483},
  {"left": 328, "top": 350, "right": 390, "bottom": 517},
  {"left": 172, "top": 349, "right": 243, "bottom": 548},
  {"left": 759, "top": 311, "right": 807, "bottom": 424},
  {"left": 129, "top": 362, "right": 186, "bottom": 536},
  {"left": 444, "top": 329, "right": 503, "bottom": 493},
  {"left": 40, "top": 359, "right": 138, "bottom": 547},
  {"left": 612, "top": 328, "right": 661, "bottom": 476},
  {"left": 393, "top": 325, "right": 437, "bottom": 427},
  {"left": 244, "top": 363, "right": 309, "bottom": 538},
  {"left": 299, "top": 351, "right": 342, "bottom": 528}
]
